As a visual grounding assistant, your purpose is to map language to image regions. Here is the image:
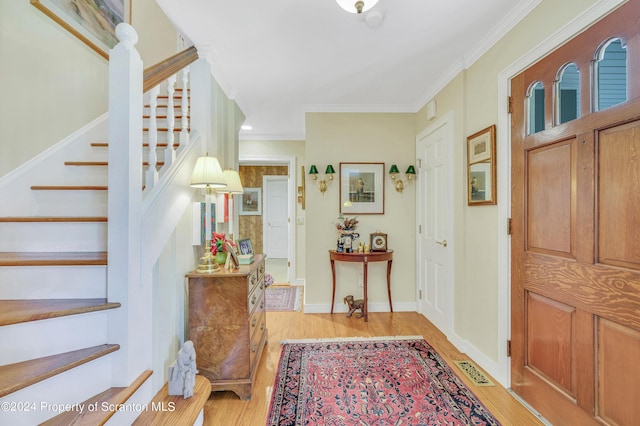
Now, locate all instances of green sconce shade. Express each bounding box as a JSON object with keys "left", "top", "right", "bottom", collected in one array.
[
  {"left": 389, "top": 164, "right": 400, "bottom": 174},
  {"left": 325, "top": 164, "right": 336, "bottom": 174},
  {"left": 308, "top": 165, "right": 319, "bottom": 174},
  {"left": 405, "top": 165, "right": 416, "bottom": 175}
]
